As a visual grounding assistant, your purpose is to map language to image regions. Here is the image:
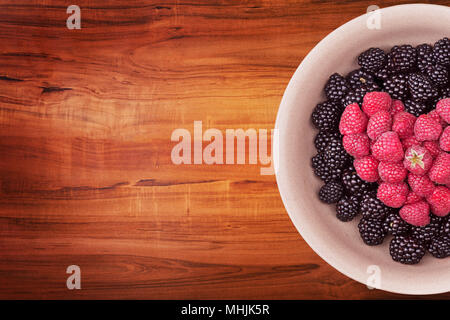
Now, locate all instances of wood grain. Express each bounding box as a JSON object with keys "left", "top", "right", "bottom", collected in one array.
[{"left": 0, "top": 0, "right": 449, "bottom": 299}]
